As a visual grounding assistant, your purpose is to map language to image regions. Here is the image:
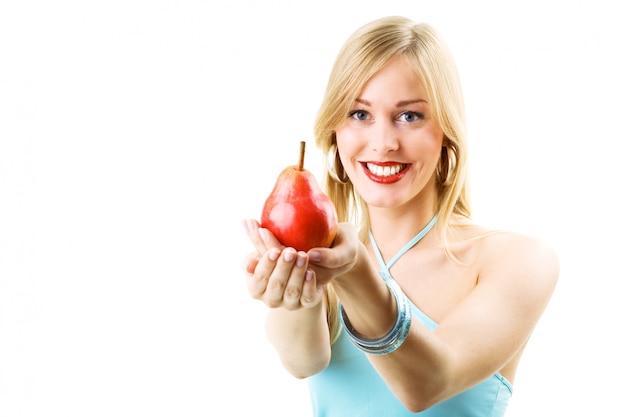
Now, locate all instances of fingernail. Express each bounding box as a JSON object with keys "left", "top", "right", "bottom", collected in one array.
[
  {"left": 296, "top": 252, "right": 307, "bottom": 268},
  {"left": 259, "top": 228, "right": 270, "bottom": 242},
  {"left": 243, "top": 218, "right": 257, "bottom": 233},
  {"left": 283, "top": 249, "right": 295, "bottom": 263},
  {"left": 305, "top": 270, "right": 314, "bottom": 281},
  {"left": 268, "top": 248, "right": 280, "bottom": 261}
]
